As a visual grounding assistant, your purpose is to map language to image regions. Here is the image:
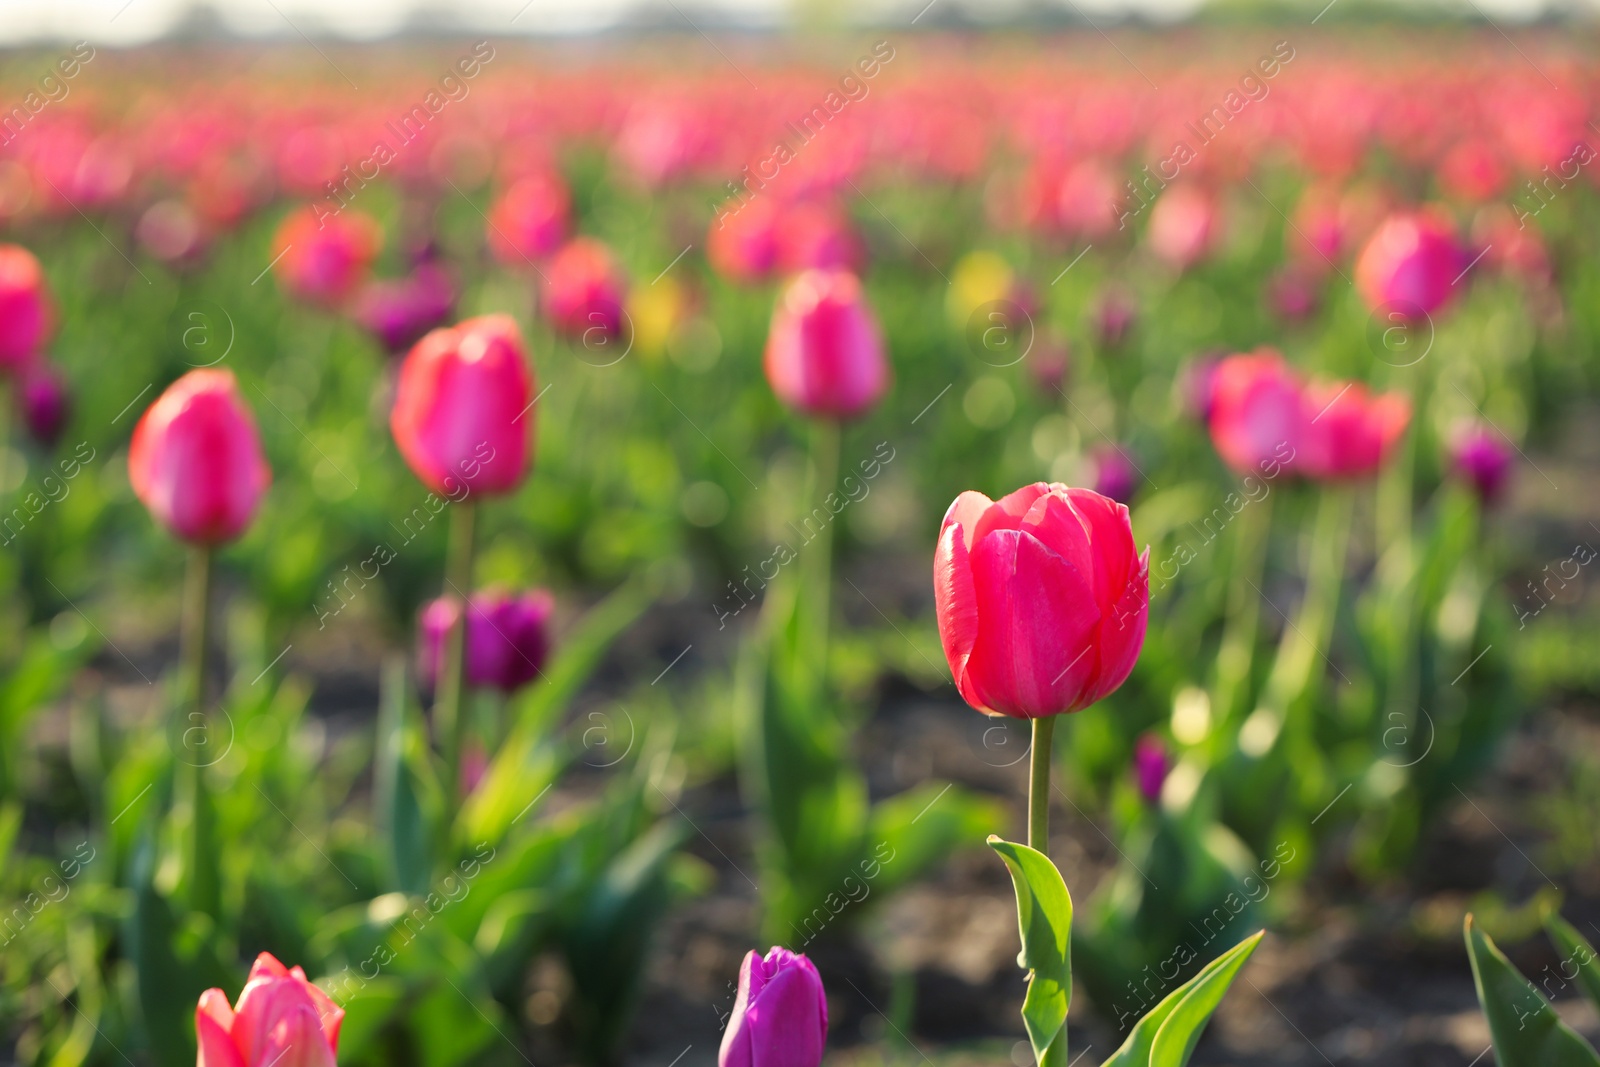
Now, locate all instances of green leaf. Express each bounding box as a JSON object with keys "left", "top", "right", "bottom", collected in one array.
[
  {"left": 1465, "top": 914, "right": 1600, "bottom": 1067},
  {"left": 865, "top": 782, "right": 1004, "bottom": 898},
  {"left": 1544, "top": 912, "right": 1600, "bottom": 1020},
  {"left": 988, "top": 836, "right": 1072, "bottom": 1067},
  {"left": 1099, "top": 931, "right": 1263, "bottom": 1067},
  {"left": 374, "top": 655, "right": 438, "bottom": 894}
]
